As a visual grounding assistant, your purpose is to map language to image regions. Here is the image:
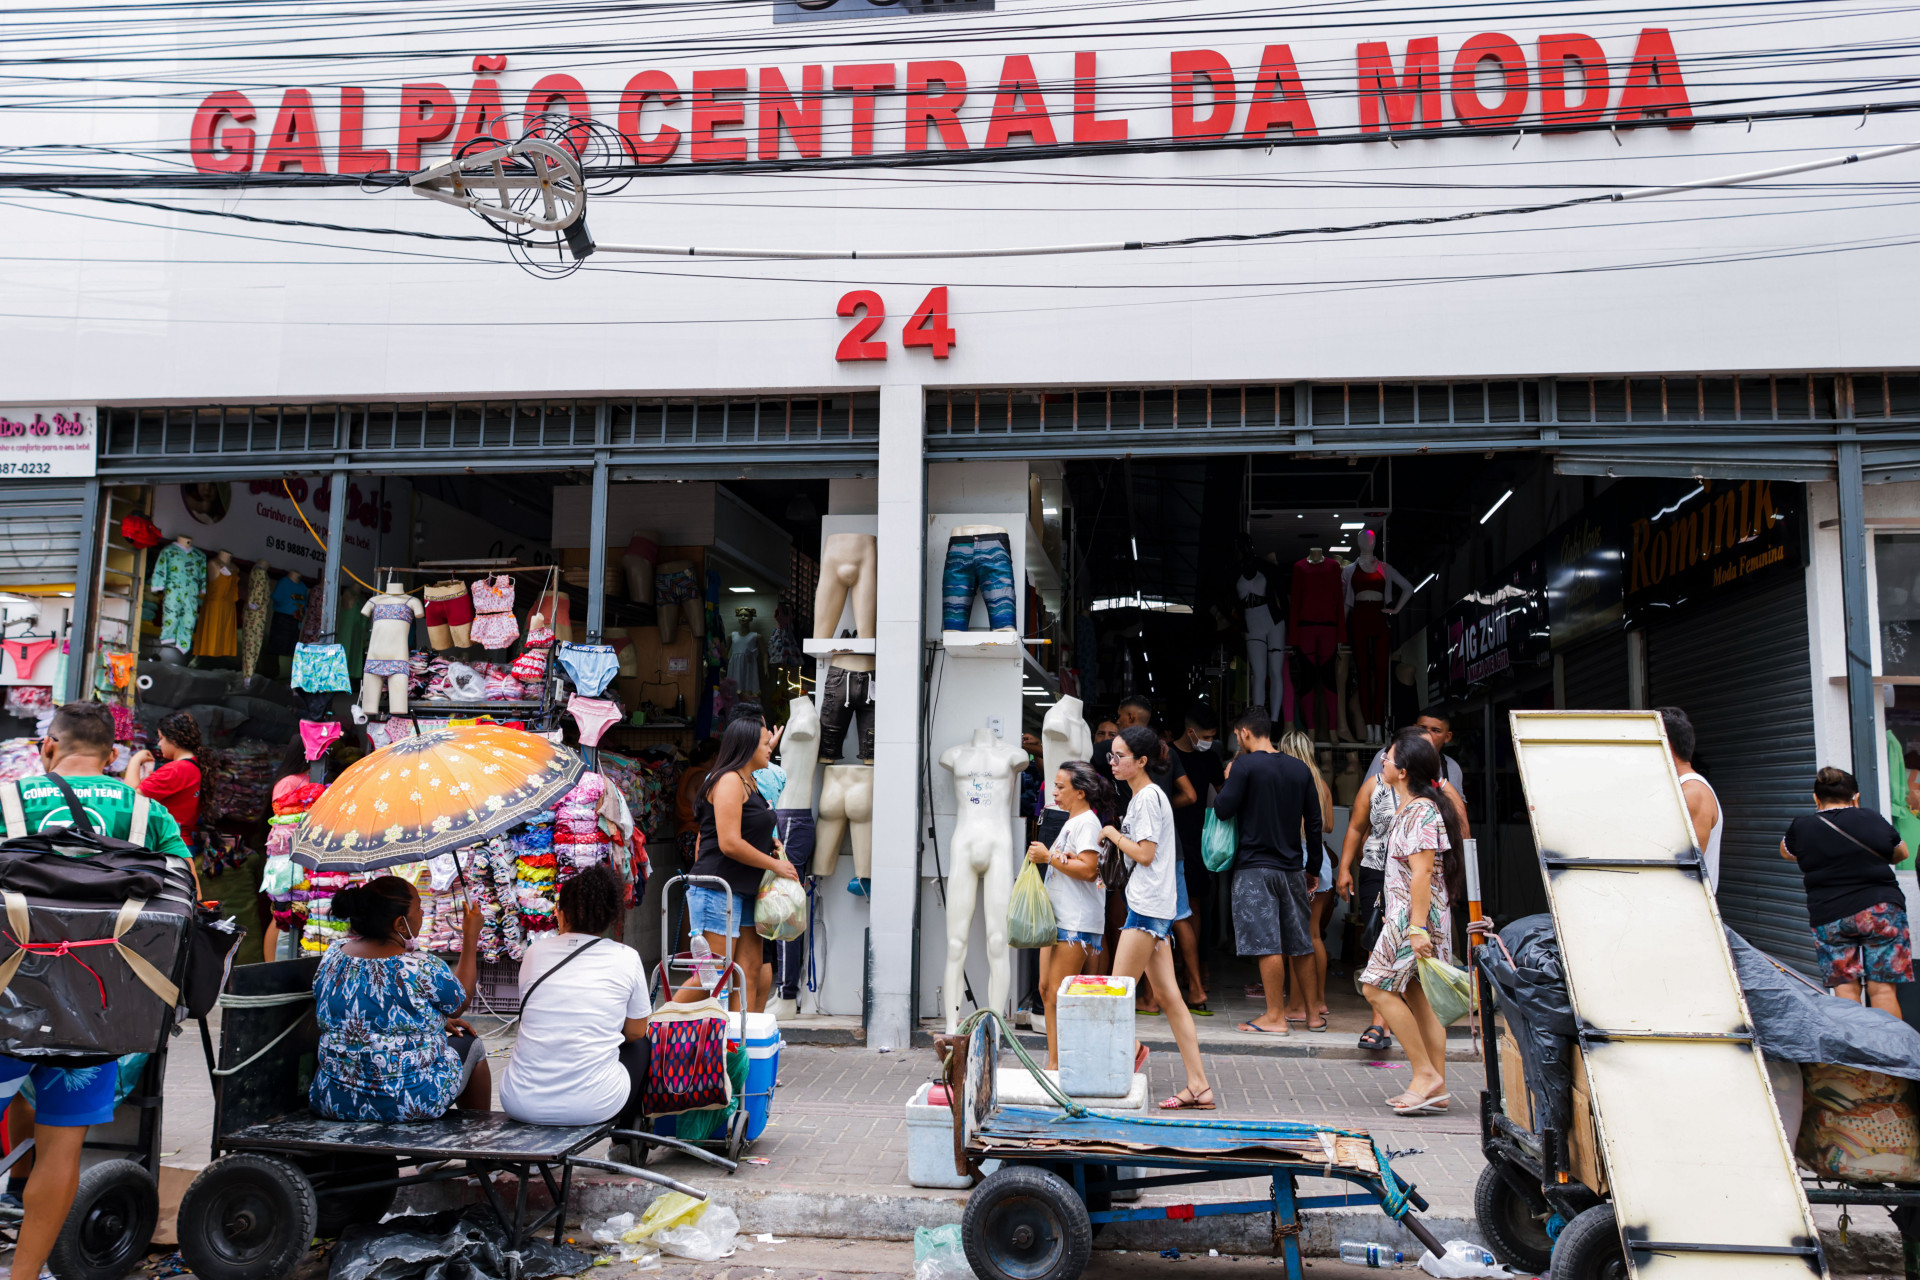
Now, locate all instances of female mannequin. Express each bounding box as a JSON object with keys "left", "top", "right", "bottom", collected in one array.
[
  {"left": 1235, "top": 554, "right": 1289, "bottom": 724},
  {"left": 937, "top": 727, "right": 1029, "bottom": 1031},
  {"left": 1342, "top": 531, "right": 1414, "bottom": 745},
  {"left": 360, "top": 581, "right": 424, "bottom": 715},
  {"left": 655, "top": 559, "right": 704, "bottom": 643},
  {"left": 1289, "top": 547, "right": 1344, "bottom": 739},
  {"left": 194, "top": 550, "right": 240, "bottom": 659},
  {"left": 621, "top": 532, "right": 658, "bottom": 605},
  {"left": 727, "top": 608, "right": 765, "bottom": 697},
  {"left": 149, "top": 534, "right": 207, "bottom": 653},
  {"left": 240, "top": 557, "right": 272, "bottom": 676}
]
